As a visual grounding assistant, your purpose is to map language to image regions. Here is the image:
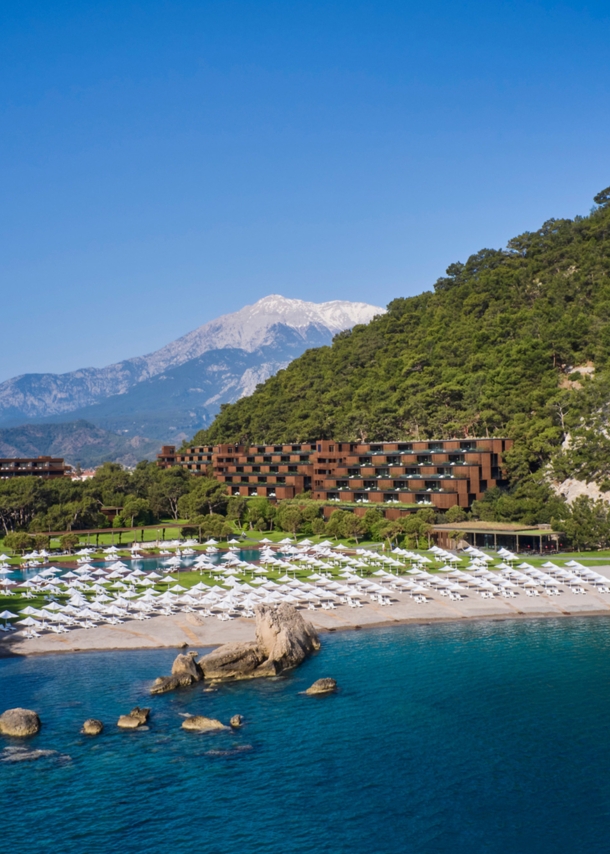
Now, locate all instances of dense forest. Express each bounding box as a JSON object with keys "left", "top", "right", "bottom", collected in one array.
[{"left": 194, "top": 188, "right": 610, "bottom": 489}]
